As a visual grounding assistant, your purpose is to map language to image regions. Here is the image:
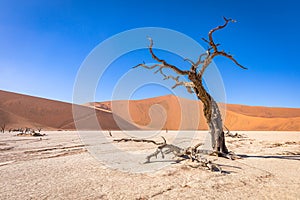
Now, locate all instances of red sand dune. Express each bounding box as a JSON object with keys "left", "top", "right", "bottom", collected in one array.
[
  {"left": 1, "top": 90, "right": 300, "bottom": 131},
  {"left": 0, "top": 90, "right": 138, "bottom": 130},
  {"left": 95, "top": 95, "right": 300, "bottom": 131}
]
